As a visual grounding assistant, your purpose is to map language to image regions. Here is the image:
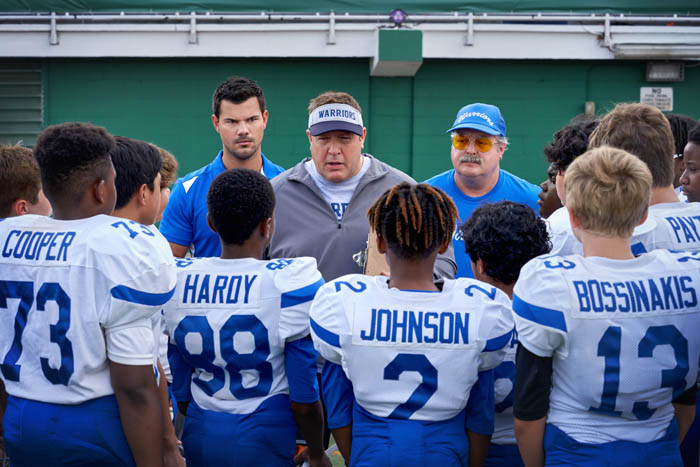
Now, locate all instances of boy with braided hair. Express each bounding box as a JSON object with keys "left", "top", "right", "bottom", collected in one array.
[{"left": 310, "top": 182, "right": 514, "bottom": 466}]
